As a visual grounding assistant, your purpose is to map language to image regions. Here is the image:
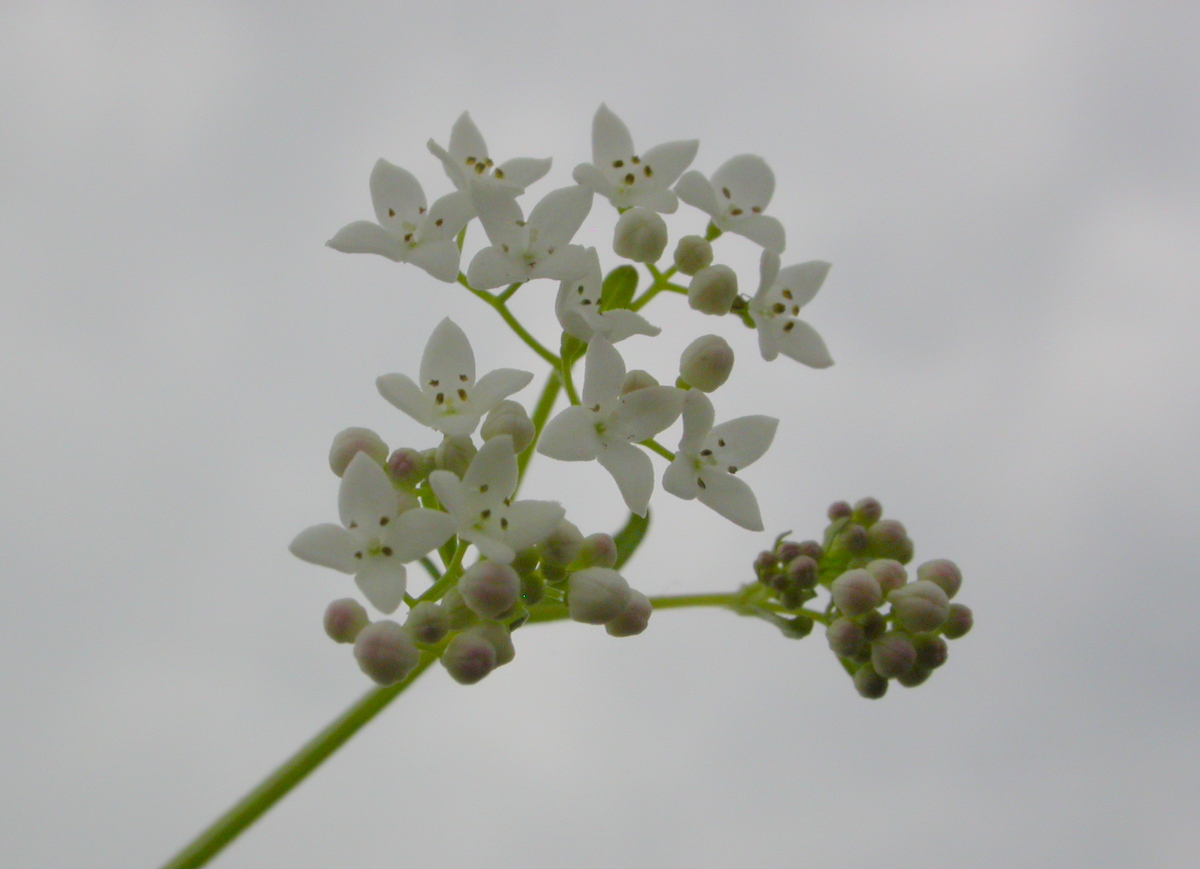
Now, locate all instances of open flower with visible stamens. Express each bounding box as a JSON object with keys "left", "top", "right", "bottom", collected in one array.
[
  {"left": 326, "top": 159, "right": 473, "bottom": 283},
  {"left": 555, "top": 247, "right": 660, "bottom": 344},
  {"left": 674, "top": 155, "right": 786, "bottom": 253},
  {"left": 572, "top": 104, "right": 698, "bottom": 213},
  {"left": 289, "top": 453, "right": 456, "bottom": 613},
  {"left": 377, "top": 318, "right": 533, "bottom": 437},
  {"left": 428, "top": 435, "right": 565, "bottom": 564},
  {"left": 663, "top": 390, "right": 777, "bottom": 531},
  {"left": 428, "top": 111, "right": 552, "bottom": 197},
  {"left": 537, "top": 337, "right": 683, "bottom": 516},
  {"left": 749, "top": 250, "right": 833, "bottom": 367}
]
